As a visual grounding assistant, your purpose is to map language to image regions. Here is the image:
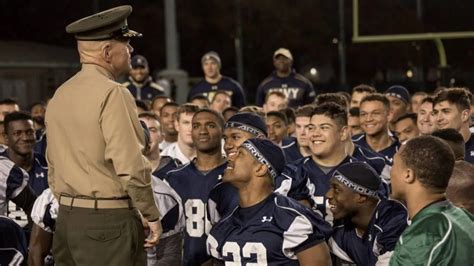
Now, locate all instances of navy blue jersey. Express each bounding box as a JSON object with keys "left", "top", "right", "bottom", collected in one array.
[
  {"left": 256, "top": 71, "right": 316, "bottom": 107},
  {"left": 352, "top": 134, "right": 400, "bottom": 164},
  {"left": 31, "top": 188, "right": 57, "bottom": 233},
  {"left": 188, "top": 76, "right": 246, "bottom": 108},
  {"left": 35, "top": 128, "right": 45, "bottom": 141},
  {"left": 0, "top": 215, "right": 27, "bottom": 265},
  {"left": 0, "top": 156, "right": 29, "bottom": 216},
  {"left": 164, "top": 161, "right": 227, "bottom": 265},
  {"left": 303, "top": 156, "right": 356, "bottom": 222},
  {"left": 150, "top": 156, "right": 183, "bottom": 238},
  {"left": 152, "top": 156, "right": 182, "bottom": 180},
  {"left": 208, "top": 169, "right": 308, "bottom": 226},
  {"left": 33, "top": 131, "right": 47, "bottom": 157},
  {"left": 281, "top": 137, "right": 303, "bottom": 164},
  {"left": 207, "top": 193, "right": 332, "bottom": 265},
  {"left": 124, "top": 76, "right": 165, "bottom": 101},
  {"left": 465, "top": 133, "right": 474, "bottom": 163},
  {"left": 29, "top": 154, "right": 48, "bottom": 195},
  {"left": 207, "top": 181, "right": 239, "bottom": 225},
  {"left": 274, "top": 157, "right": 313, "bottom": 205},
  {"left": 352, "top": 144, "right": 391, "bottom": 172},
  {"left": 152, "top": 176, "right": 184, "bottom": 238},
  {"left": 0, "top": 150, "right": 48, "bottom": 196},
  {"left": 329, "top": 199, "right": 408, "bottom": 265},
  {"left": 351, "top": 144, "right": 391, "bottom": 197}
]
